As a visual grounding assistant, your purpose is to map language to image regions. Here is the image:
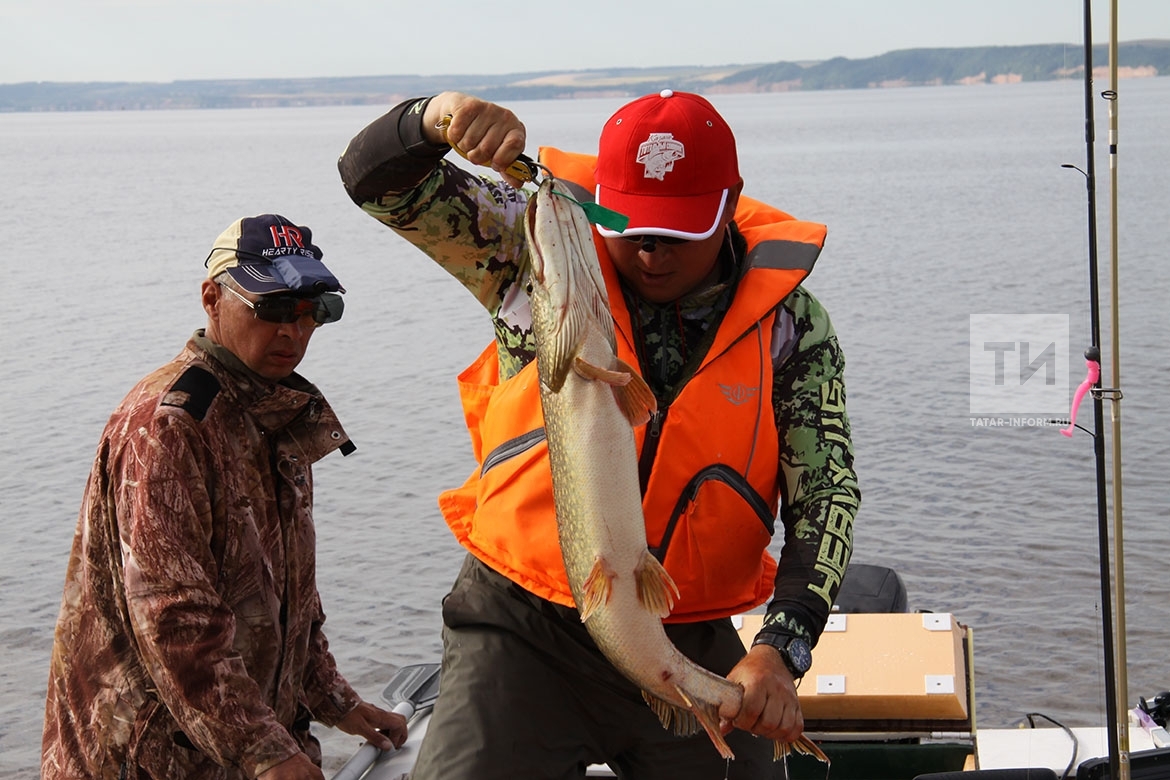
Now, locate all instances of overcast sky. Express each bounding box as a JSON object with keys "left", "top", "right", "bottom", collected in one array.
[{"left": 2, "top": 0, "right": 1166, "bottom": 84}]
